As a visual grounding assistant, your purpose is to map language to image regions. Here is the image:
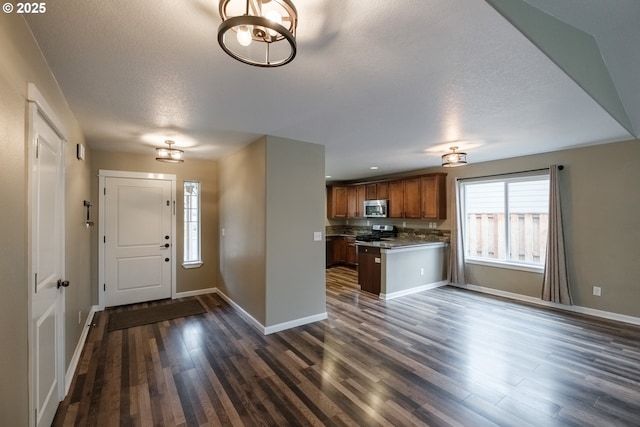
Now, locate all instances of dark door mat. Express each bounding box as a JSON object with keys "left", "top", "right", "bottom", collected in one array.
[{"left": 107, "top": 299, "right": 207, "bottom": 331}]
